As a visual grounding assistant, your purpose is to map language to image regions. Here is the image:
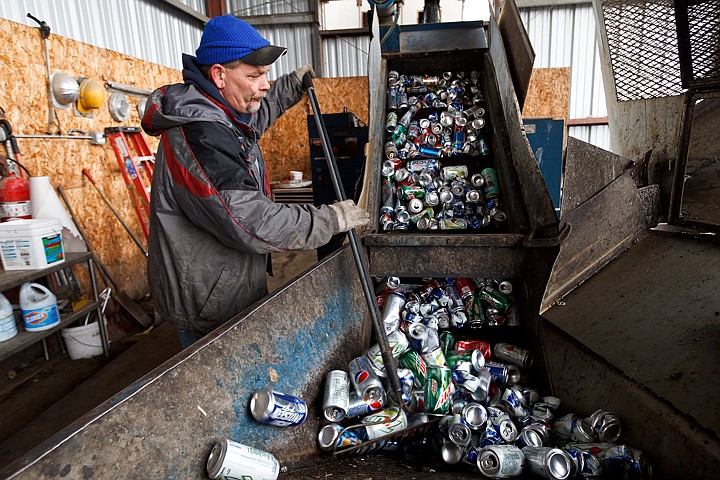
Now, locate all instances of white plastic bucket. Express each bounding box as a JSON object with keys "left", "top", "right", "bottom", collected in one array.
[
  {"left": 0, "top": 292, "right": 17, "bottom": 342},
  {"left": 20, "top": 282, "right": 60, "bottom": 332},
  {"left": 61, "top": 321, "right": 103, "bottom": 359},
  {"left": 0, "top": 218, "right": 64, "bottom": 271}
]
